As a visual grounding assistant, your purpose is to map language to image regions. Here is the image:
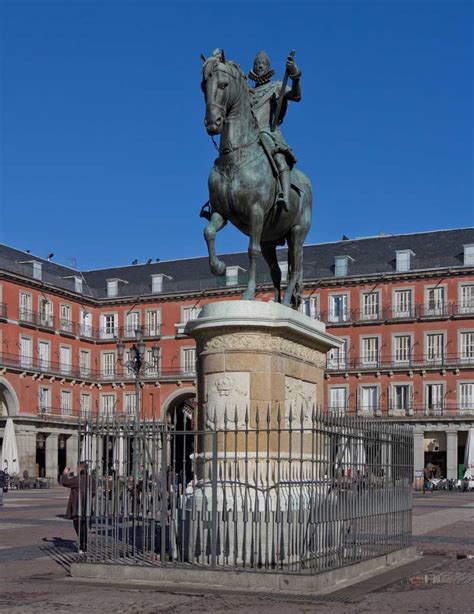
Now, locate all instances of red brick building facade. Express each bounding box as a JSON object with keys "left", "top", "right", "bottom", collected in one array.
[{"left": 0, "top": 228, "right": 473, "bottom": 480}]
